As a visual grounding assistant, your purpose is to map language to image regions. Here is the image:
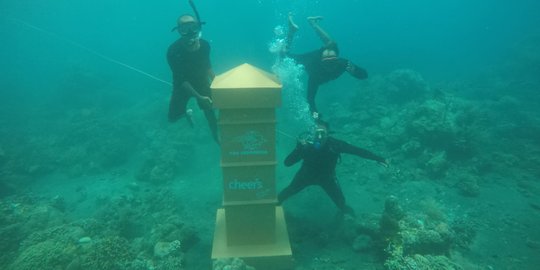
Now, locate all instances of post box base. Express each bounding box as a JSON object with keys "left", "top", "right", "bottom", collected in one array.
[{"left": 211, "top": 206, "right": 294, "bottom": 270}]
